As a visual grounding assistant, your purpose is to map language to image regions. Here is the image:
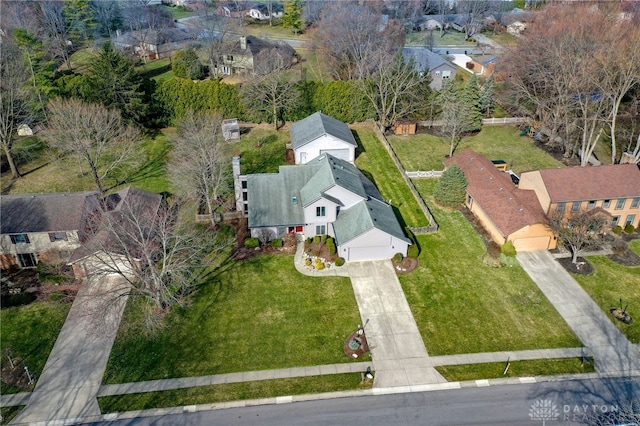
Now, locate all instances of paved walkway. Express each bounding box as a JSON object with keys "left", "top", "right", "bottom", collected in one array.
[
  {"left": 347, "top": 261, "right": 446, "bottom": 387},
  {"left": 517, "top": 251, "right": 640, "bottom": 375},
  {"left": 12, "top": 274, "right": 129, "bottom": 424}
]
